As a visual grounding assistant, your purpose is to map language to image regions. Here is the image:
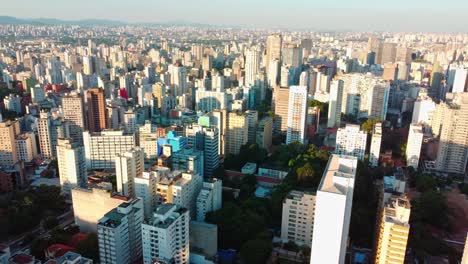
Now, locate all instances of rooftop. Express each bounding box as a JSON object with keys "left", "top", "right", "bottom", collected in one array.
[{"left": 318, "top": 154, "right": 357, "bottom": 195}]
